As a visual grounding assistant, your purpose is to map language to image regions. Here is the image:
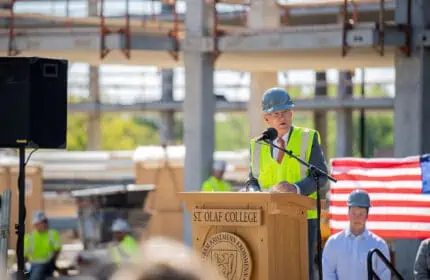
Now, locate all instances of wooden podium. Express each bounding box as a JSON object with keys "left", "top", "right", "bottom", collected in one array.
[{"left": 180, "top": 192, "right": 316, "bottom": 280}]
